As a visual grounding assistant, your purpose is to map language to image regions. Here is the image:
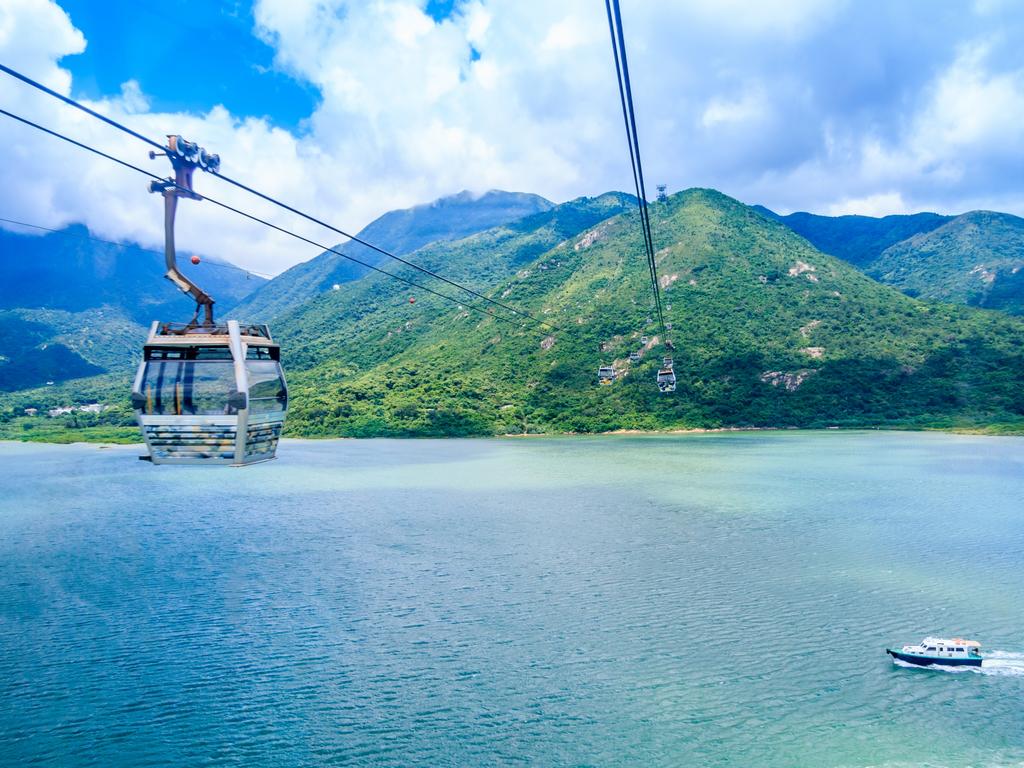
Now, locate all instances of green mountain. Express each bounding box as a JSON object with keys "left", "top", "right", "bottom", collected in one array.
[
  {"left": 755, "top": 208, "right": 949, "bottom": 267},
  {"left": 4, "top": 188, "right": 1023, "bottom": 440},
  {"left": 866, "top": 211, "right": 1024, "bottom": 315},
  {"left": 0, "top": 223, "right": 262, "bottom": 390},
  {"left": 228, "top": 189, "right": 554, "bottom": 322},
  {"left": 759, "top": 207, "right": 1024, "bottom": 315},
  {"left": 274, "top": 189, "right": 1024, "bottom": 436},
  {"left": 0, "top": 307, "right": 140, "bottom": 391},
  {"left": 0, "top": 223, "right": 261, "bottom": 320}
]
